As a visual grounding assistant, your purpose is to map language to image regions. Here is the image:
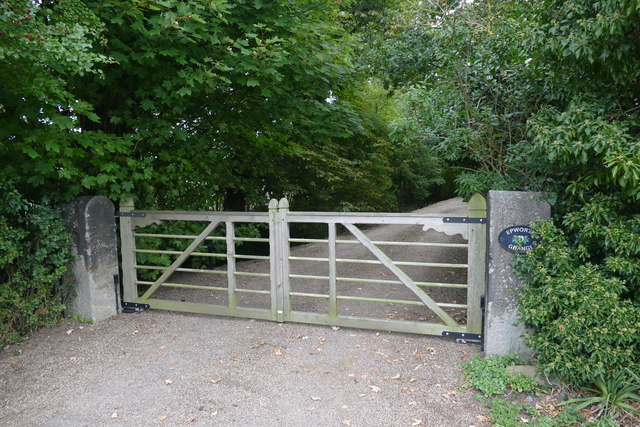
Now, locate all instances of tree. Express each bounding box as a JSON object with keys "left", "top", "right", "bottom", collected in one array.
[
  {"left": 0, "top": 0, "right": 110, "bottom": 202},
  {"left": 2, "top": 0, "right": 399, "bottom": 212},
  {"left": 368, "top": 0, "right": 640, "bottom": 386}
]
